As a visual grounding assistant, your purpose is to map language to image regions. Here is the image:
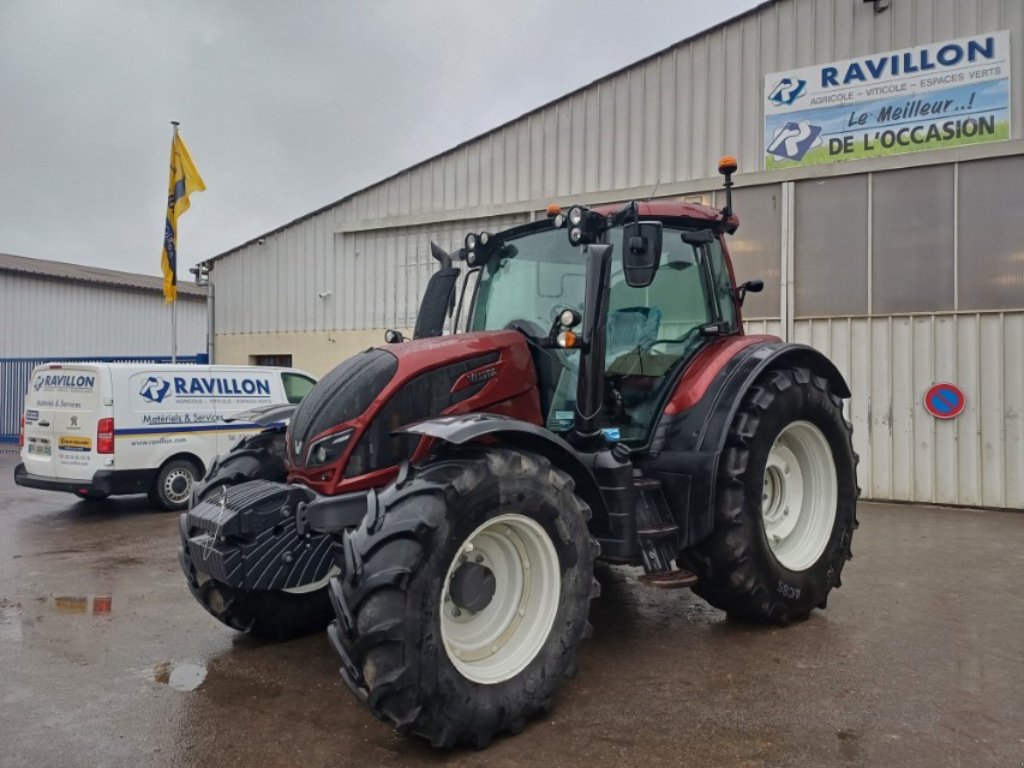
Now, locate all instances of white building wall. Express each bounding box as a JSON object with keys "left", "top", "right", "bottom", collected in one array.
[
  {"left": 214, "top": 213, "right": 528, "bottom": 335},
  {"left": 0, "top": 272, "right": 207, "bottom": 358},
  {"left": 795, "top": 312, "right": 1024, "bottom": 509}
]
